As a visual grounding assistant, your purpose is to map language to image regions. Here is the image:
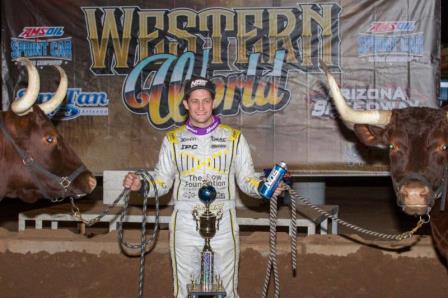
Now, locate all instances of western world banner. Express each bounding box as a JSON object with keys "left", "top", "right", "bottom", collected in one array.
[{"left": 1, "top": 0, "right": 441, "bottom": 174}]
